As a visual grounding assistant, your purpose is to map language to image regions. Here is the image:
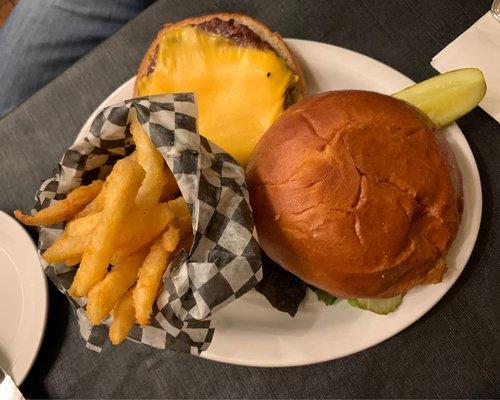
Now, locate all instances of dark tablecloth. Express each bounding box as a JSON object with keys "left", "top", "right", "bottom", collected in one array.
[{"left": 0, "top": 0, "right": 498, "bottom": 398}]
